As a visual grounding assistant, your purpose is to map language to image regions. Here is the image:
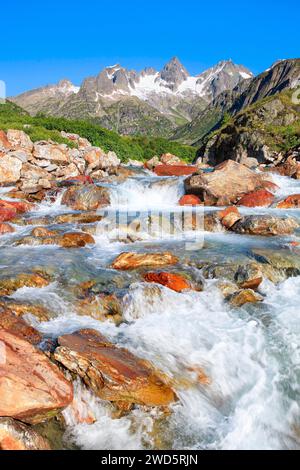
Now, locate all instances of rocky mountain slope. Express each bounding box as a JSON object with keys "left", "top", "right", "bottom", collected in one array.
[
  {"left": 11, "top": 58, "right": 253, "bottom": 137},
  {"left": 175, "top": 59, "right": 300, "bottom": 145},
  {"left": 195, "top": 90, "right": 300, "bottom": 167}
]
